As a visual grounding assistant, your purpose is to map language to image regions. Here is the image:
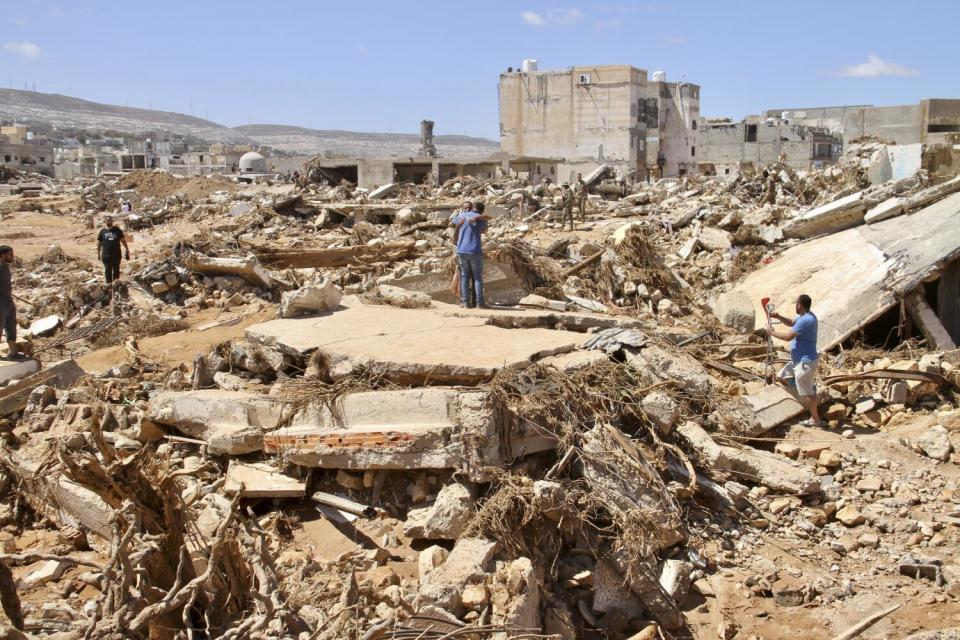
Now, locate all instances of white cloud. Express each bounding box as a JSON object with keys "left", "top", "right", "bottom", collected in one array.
[
  {"left": 3, "top": 41, "right": 41, "bottom": 60},
  {"left": 593, "top": 17, "right": 623, "bottom": 29},
  {"left": 522, "top": 10, "right": 547, "bottom": 26},
  {"left": 9, "top": 17, "right": 28, "bottom": 26},
  {"left": 522, "top": 8, "right": 583, "bottom": 26},
  {"left": 664, "top": 34, "right": 686, "bottom": 45},
  {"left": 835, "top": 53, "right": 919, "bottom": 78}
]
